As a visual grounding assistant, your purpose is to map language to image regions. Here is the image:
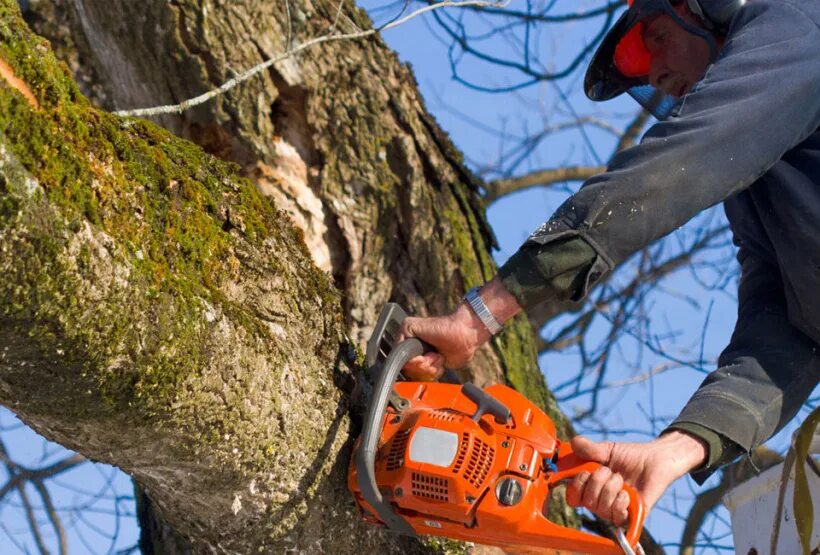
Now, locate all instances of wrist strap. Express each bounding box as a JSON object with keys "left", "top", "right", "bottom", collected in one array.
[{"left": 464, "top": 286, "right": 503, "bottom": 335}]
